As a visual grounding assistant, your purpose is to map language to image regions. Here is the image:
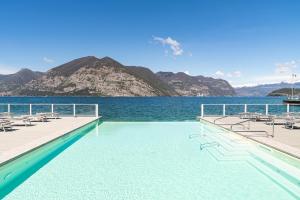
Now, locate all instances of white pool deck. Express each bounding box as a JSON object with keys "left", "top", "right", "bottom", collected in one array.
[
  {"left": 0, "top": 117, "right": 98, "bottom": 165},
  {"left": 201, "top": 116, "right": 300, "bottom": 159}
]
